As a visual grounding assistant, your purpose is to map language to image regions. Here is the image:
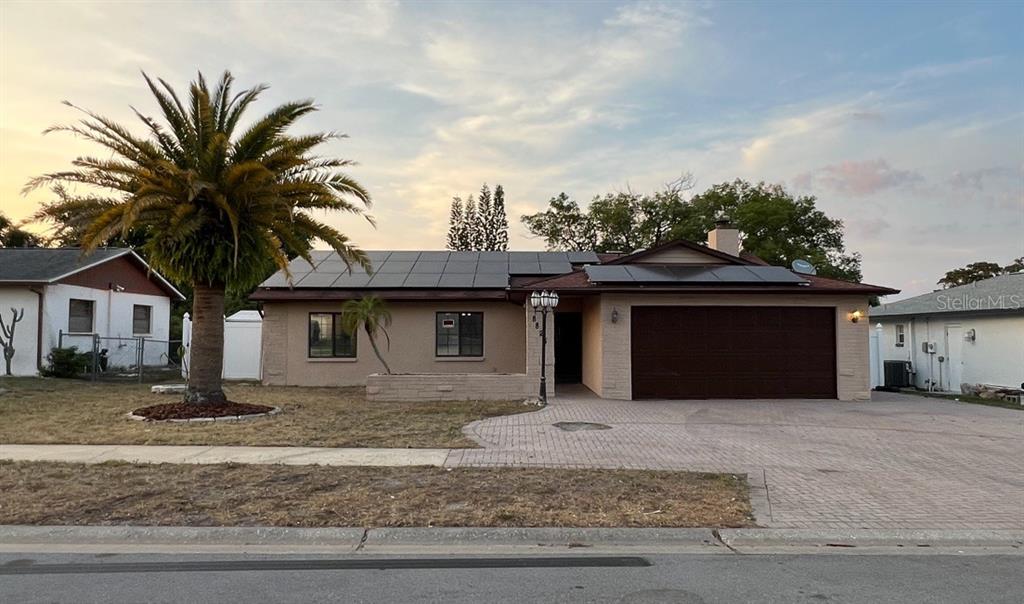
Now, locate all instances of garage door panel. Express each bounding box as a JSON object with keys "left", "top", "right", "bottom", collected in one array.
[{"left": 631, "top": 306, "right": 836, "bottom": 399}]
